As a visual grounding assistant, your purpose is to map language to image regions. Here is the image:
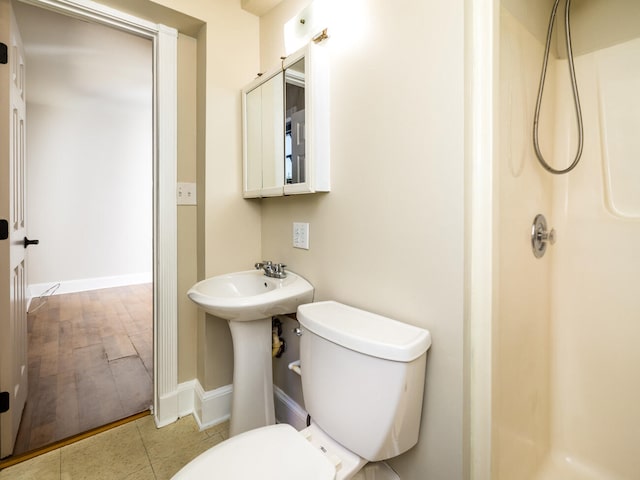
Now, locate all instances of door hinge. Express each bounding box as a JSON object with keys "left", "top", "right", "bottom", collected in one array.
[
  {"left": 0, "top": 220, "right": 8, "bottom": 240},
  {"left": 0, "top": 392, "right": 9, "bottom": 413}
]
